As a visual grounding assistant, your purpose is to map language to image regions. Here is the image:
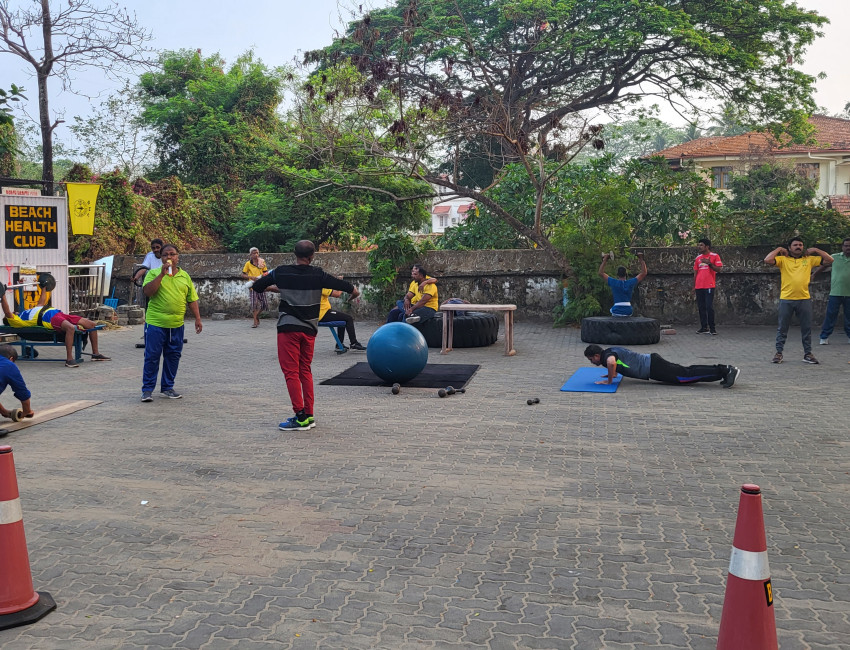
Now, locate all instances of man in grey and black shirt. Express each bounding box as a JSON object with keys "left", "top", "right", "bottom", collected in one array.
[
  {"left": 584, "top": 344, "right": 739, "bottom": 388},
  {"left": 252, "top": 240, "right": 360, "bottom": 431}
]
